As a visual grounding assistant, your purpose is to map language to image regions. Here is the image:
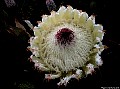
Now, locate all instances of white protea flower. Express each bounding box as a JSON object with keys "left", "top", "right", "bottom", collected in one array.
[{"left": 29, "top": 5, "right": 105, "bottom": 85}]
